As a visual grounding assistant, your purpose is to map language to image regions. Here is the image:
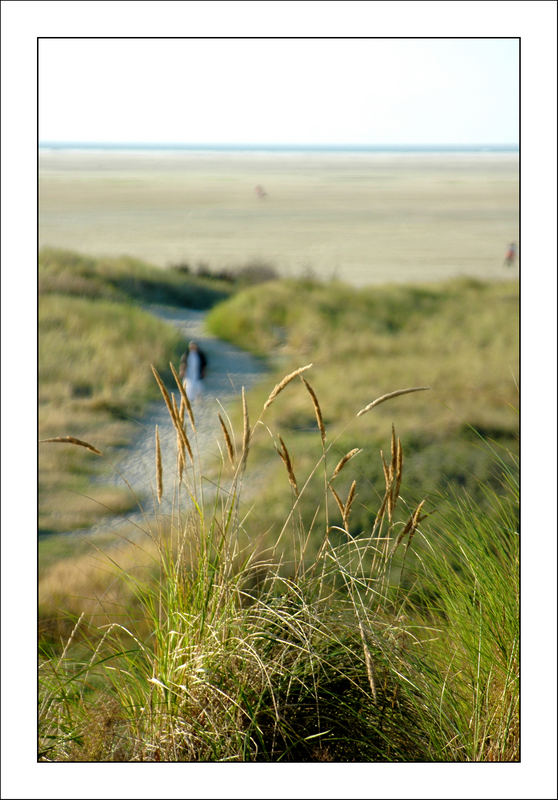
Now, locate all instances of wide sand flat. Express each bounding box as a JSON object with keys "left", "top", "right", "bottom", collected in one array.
[{"left": 39, "top": 150, "right": 518, "bottom": 286}]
